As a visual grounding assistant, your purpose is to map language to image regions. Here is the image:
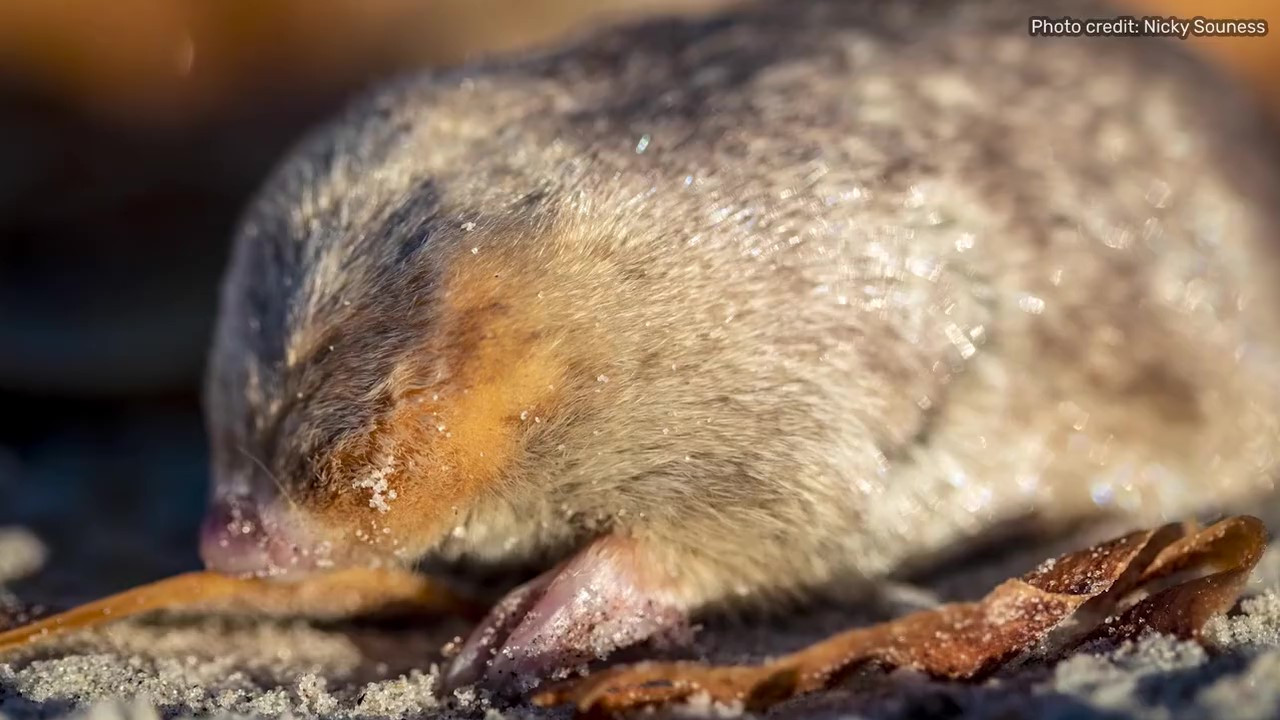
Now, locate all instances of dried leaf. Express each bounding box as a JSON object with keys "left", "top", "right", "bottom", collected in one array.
[
  {"left": 0, "top": 567, "right": 482, "bottom": 653},
  {"left": 534, "top": 516, "right": 1269, "bottom": 716},
  {"left": 1092, "top": 515, "right": 1267, "bottom": 642}
]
